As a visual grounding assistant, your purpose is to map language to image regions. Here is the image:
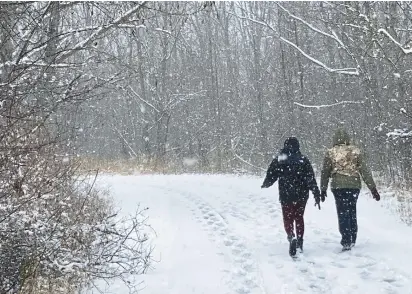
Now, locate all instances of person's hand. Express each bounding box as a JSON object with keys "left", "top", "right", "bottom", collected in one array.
[
  {"left": 314, "top": 199, "right": 321, "bottom": 210},
  {"left": 321, "top": 191, "right": 327, "bottom": 202},
  {"left": 371, "top": 187, "right": 381, "bottom": 201},
  {"left": 314, "top": 192, "right": 321, "bottom": 210},
  {"left": 261, "top": 183, "right": 269, "bottom": 188}
]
